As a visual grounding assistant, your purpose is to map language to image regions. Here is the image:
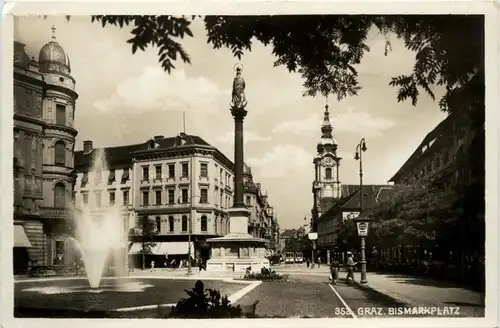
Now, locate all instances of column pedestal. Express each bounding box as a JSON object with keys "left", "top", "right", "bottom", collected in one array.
[{"left": 206, "top": 207, "right": 269, "bottom": 273}]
